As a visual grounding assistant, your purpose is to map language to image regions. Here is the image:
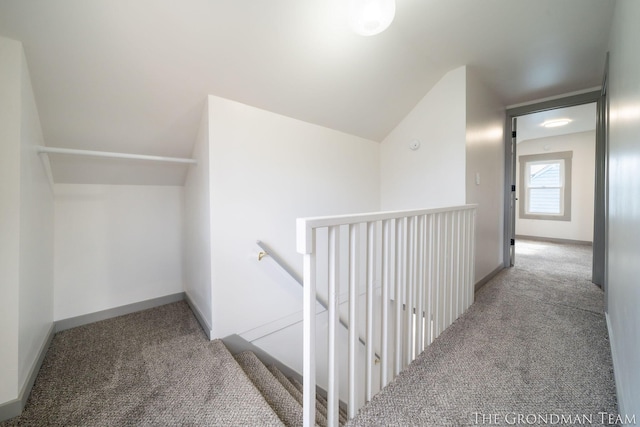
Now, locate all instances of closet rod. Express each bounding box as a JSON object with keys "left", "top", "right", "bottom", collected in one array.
[{"left": 36, "top": 146, "right": 197, "bottom": 165}]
